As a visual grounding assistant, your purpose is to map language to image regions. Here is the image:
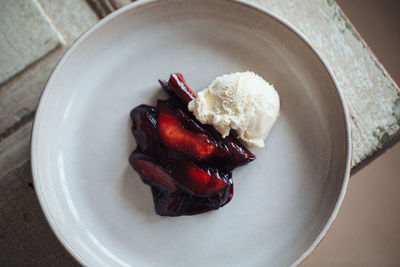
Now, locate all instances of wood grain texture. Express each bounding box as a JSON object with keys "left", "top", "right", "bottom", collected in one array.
[
  {"left": 0, "top": 0, "right": 98, "bottom": 189},
  {"left": 1, "top": 0, "right": 398, "bottom": 174},
  {"left": 249, "top": 0, "right": 400, "bottom": 166},
  {"left": 0, "top": 48, "right": 65, "bottom": 134},
  {"left": 0, "top": 0, "right": 61, "bottom": 84},
  {"left": 0, "top": 0, "right": 98, "bottom": 135},
  {"left": 37, "top": 0, "right": 98, "bottom": 44},
  {"left": 0, "top": 2, "right": 98, "bottom": 265},
  {"left": 85, "top": 0, "right": 132, "bottom": 18},
  {"left": 0, "top": 122, "right": 32, "bottom": 176},
  {"left": 0, "top": 161, "right": 79, "bottom": 266}
]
